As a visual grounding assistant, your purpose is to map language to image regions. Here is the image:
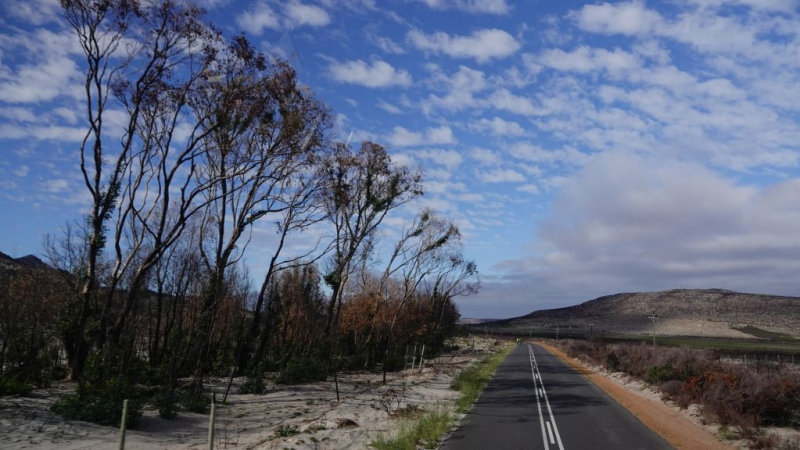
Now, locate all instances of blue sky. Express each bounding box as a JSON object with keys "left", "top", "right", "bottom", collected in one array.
[{"left": 3, "top": 0, "right": 800, "bottom": 318}]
